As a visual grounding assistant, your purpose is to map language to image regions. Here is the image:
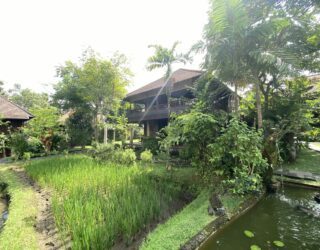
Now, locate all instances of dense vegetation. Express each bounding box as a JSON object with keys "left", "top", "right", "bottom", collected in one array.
[{"left": 25, "top": 155, "right": 185, "bottom": 249}]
